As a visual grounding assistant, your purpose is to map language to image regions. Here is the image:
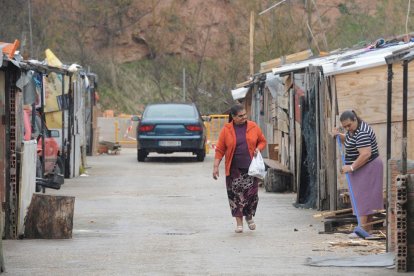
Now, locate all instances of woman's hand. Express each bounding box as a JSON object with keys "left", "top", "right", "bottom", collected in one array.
[
  {"left": 331, "top": 127, "right": 340, "bottom": 138},
  {"left": 254, "top": 148, "right": 260, "bottom": 157},
  {"left": 213, "top": 166, "right": 219, "bottom": 180},
  {"left": 340, "top": 165, "right": 353, "bottom": 174}
]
